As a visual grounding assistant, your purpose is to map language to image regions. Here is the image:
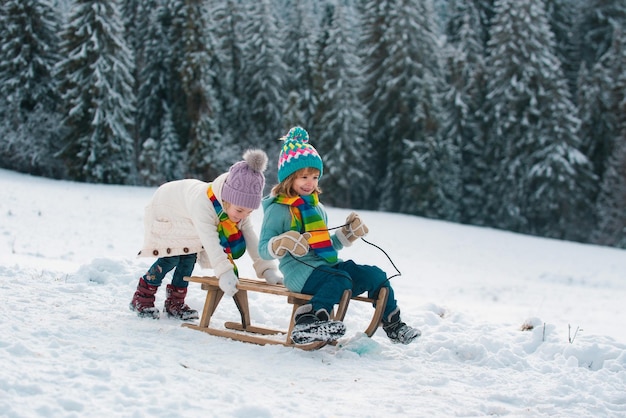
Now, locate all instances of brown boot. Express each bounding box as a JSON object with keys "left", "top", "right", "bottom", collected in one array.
[
  {"left": 129, "top": 278, "right": 160, "bottom": 319},
  {"left": 164, "top": 284, "right": 199, "bottom": 320}
]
